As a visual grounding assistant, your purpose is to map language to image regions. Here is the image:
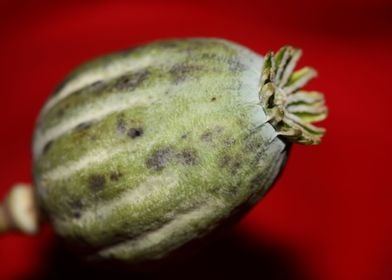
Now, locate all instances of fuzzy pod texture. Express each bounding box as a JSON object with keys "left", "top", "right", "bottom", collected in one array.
[{"left": 32, "top": 38, "right": 326, "bottom": 263}]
